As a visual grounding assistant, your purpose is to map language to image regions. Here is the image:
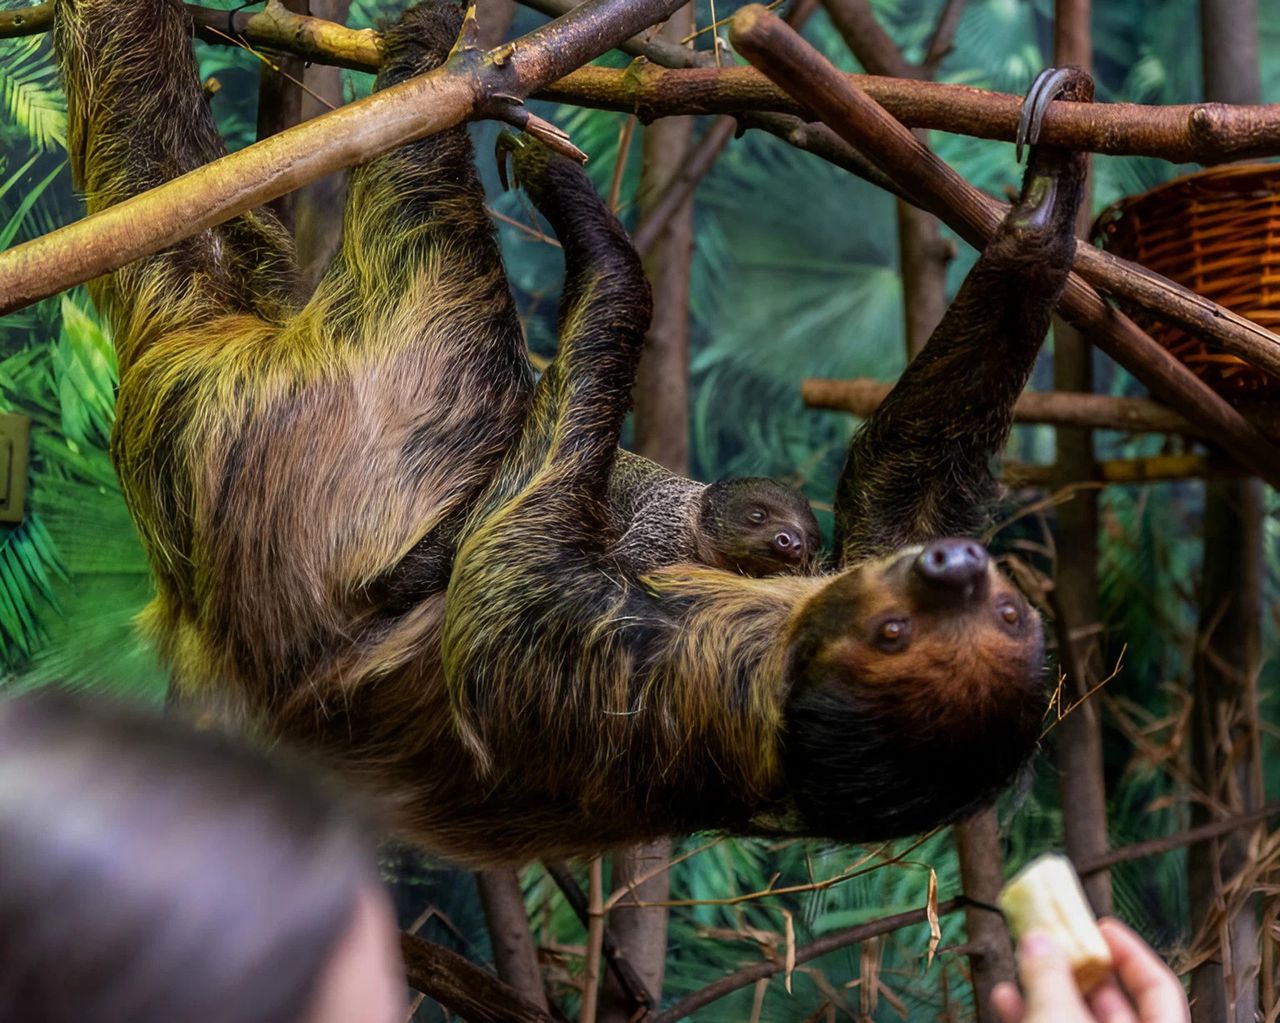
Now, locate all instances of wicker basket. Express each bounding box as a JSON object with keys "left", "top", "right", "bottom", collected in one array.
[{"left": 1093, "top": 163, "right": 1280, "bottom": 400}]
